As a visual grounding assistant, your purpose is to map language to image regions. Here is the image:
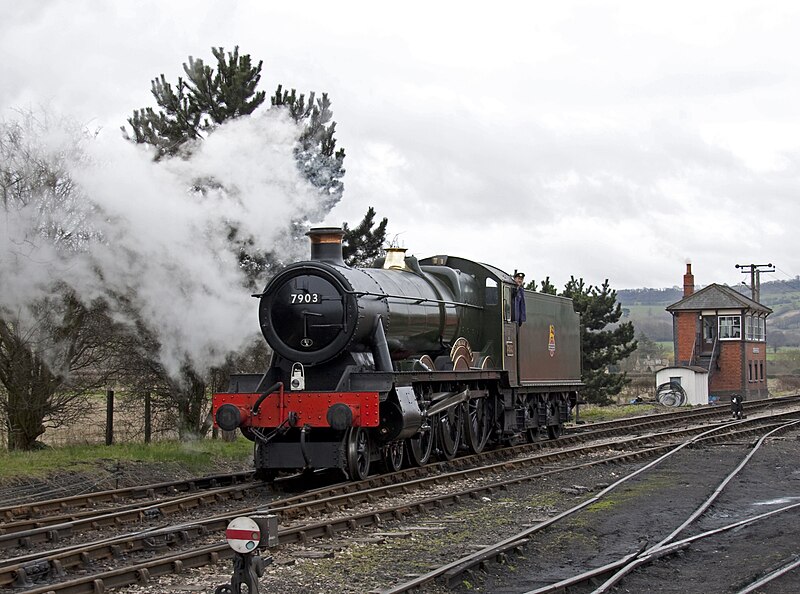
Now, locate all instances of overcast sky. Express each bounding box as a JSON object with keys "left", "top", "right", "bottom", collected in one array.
[{"left": 3, "top": 0, "right": 800, "bottom": 291}]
